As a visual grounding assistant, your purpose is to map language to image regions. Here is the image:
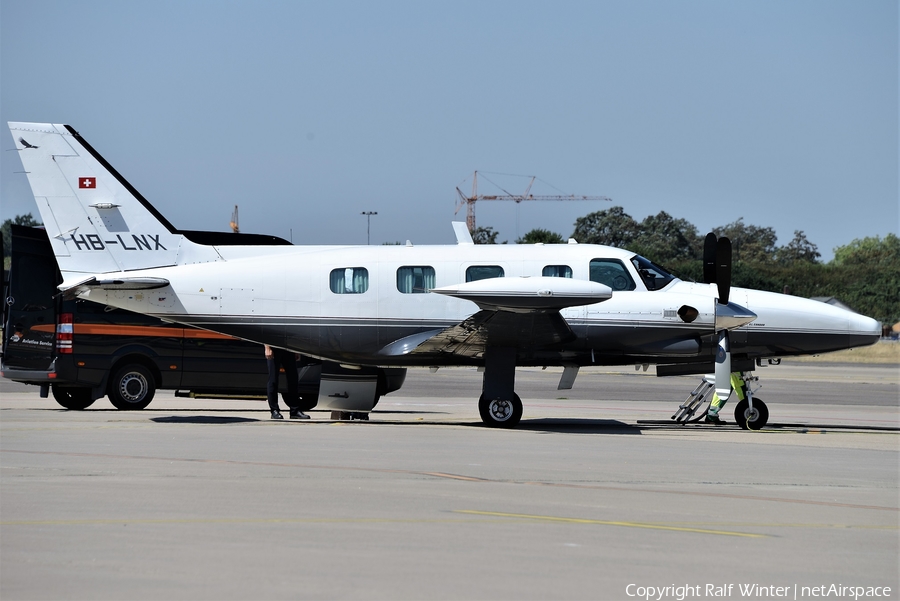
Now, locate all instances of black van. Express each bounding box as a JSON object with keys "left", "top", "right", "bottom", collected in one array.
[{"left": 1, "top": 225, "right": 404, "bottom": 411}]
